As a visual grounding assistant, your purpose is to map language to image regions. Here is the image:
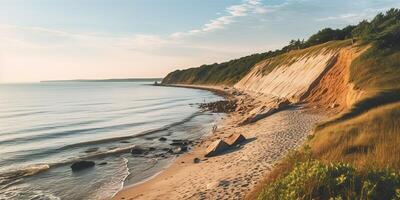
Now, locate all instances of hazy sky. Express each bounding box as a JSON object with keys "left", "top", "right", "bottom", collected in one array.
[{"left": 0, "top": 0, "right": 399, "bottom": 82}]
